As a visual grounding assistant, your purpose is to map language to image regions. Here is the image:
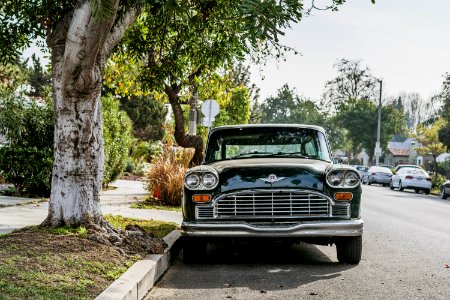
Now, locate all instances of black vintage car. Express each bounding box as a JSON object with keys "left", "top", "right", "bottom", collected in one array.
[{"left": 182, "top": 124, "right": 363, "bottom": 264}]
